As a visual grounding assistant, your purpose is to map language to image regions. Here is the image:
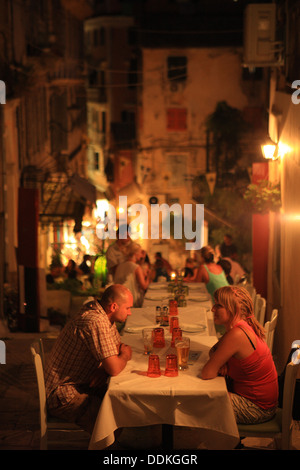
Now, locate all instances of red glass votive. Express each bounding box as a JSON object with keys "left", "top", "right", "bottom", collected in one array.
[
  {"left": 169, "top": 316, "right": 179, "bottom": 333},
  {"left": 164, "top": 354, "right": 178, "bottom": 377},
  {"left": 169, "top": 299, "right": 178, "bottom": 315},
  {"left": 171, "top": 327, "right": 182, "bottom": 347},
  {"left": 147, "top": 354, "right": 161, "bottom": 377},
  {"left": 153, "top": 327, "right": 165, "bottom": 348}
]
